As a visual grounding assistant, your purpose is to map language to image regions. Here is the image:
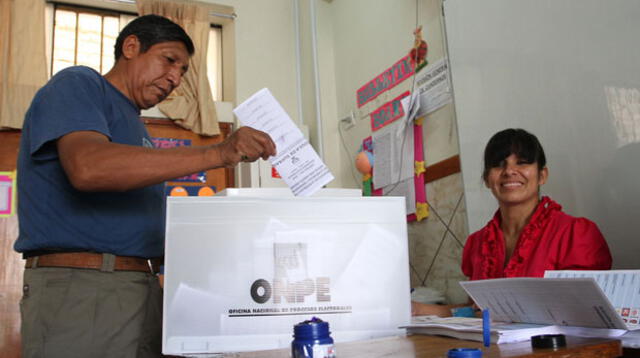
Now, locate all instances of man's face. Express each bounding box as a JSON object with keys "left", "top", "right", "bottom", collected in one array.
[{"left": 128, "top": 40, "right": 190, "bottom": 109}]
